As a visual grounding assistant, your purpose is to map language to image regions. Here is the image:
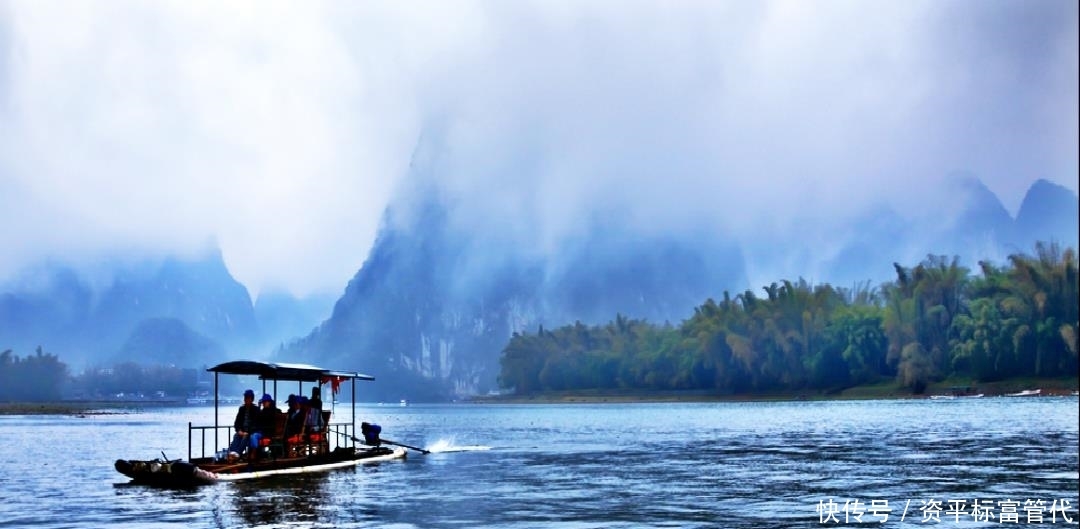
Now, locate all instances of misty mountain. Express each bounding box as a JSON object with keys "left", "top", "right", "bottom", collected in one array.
[
  {"left": 0, "top": 249, "right": 257, "bottom": 367},
  {"left": 820, "top": 208, "right": 910, "bottom": 286},
  {"left": 116, "top": 317, "right": 225, "bottom": 367},
  {"left": 285, "top": 174, "right": 1077, "bottom": 400},
  {"left": 88, "top": 248, "right": 258, "bottom": 351},
  {"left": 253, "top": 290, "right": 336, "bottom": 350},
  {"left": 283, "top": 185, "right": 749, "bottom": 400},
  {"left": 822, "top": 176, "right": 1076, "bottom": 286},
  {"left": 0, "top": 264, "right": 93, "bottom": 355},
  {"left": 898, "top": 175, "right": 1019, "bottom": 274},
  {"left": 282, "top": 187, "right": 747, "bottom": 399},
  {"left": 1014, "top": 179, "right": 1080, "bottom": 250},
  {"left": 937, "top": 176, "right": 1017, "bottom": 254}
]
